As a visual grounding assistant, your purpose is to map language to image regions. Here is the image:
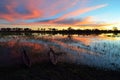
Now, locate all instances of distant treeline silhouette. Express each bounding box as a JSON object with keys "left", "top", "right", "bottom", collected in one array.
[
  {"left": 0, "top": 27, "right": 120, "bottom": 35},
  {"left": 0, "top": 28, "right": 31, "bottom": 32}
]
